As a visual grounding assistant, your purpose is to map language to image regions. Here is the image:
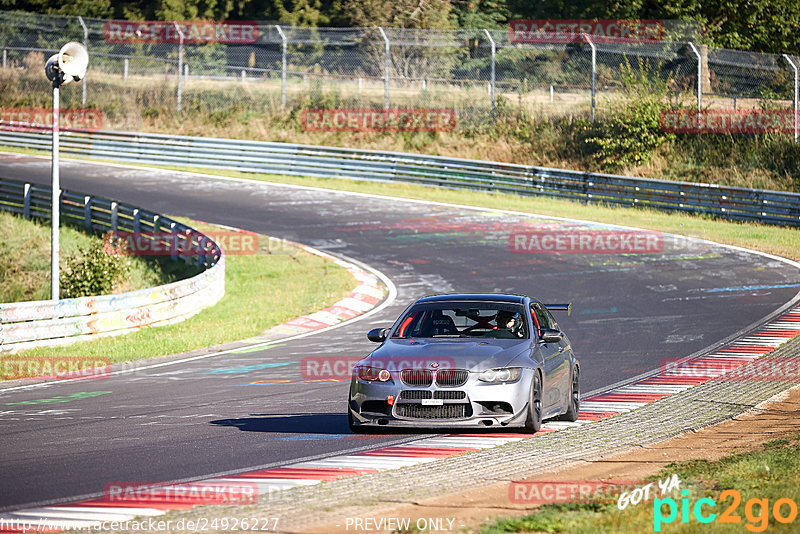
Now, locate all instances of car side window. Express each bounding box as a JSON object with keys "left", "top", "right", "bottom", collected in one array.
[
  {"left": 396, "top": 310, "right": 425, "bottom": 337},
  {"left": 532, "top": 305, "right": 552, "bottom": 331},
  {"left": 544, "top": 308, "right": 558, "bottom": 330}
]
